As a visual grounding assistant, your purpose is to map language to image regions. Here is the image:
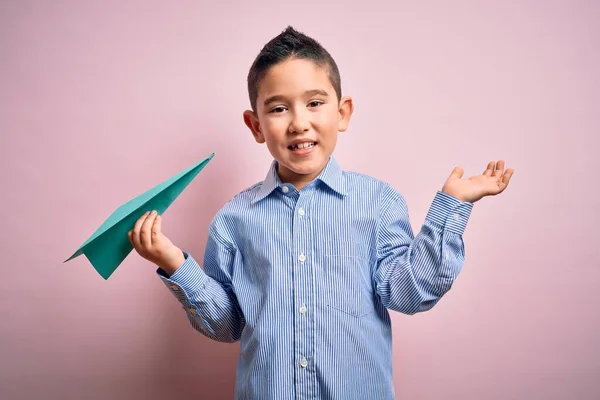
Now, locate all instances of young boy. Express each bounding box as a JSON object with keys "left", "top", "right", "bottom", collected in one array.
[{"left": 128, "top": 26, "right": 513, "bottom": 399}]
